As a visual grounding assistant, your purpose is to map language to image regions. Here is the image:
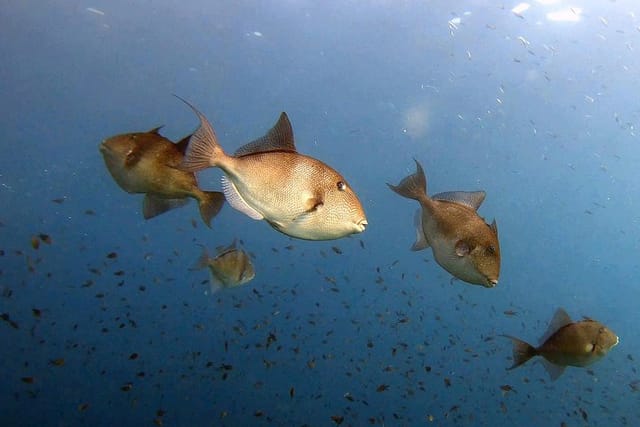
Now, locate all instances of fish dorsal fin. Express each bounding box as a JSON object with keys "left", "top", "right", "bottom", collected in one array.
[
  {"left": 411, "top": 208, "right": 430, "bottom": 251},
  {"left": 490, "top": 219, "right": 498, "bottom": 237},
  {"left": 175, "top": 133, "right": 193, "bottom": 154},
  {"left": 147, "top": 126, "right": 164, "bottom": 135},
  {"left": 541, "top": 359, "right": 566, "bottom": 381},
  {"left": 234, "top": 112, "right": 296, "bottom": 156},
  {"left": 432, "top": 191, "right": 486, "bottom": 211},
  {"left": 539, "top": 308, "right": 573, "bottom": 344},
  {"left": 221, "top": 175, "right": 264, "bottom": 220}
]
